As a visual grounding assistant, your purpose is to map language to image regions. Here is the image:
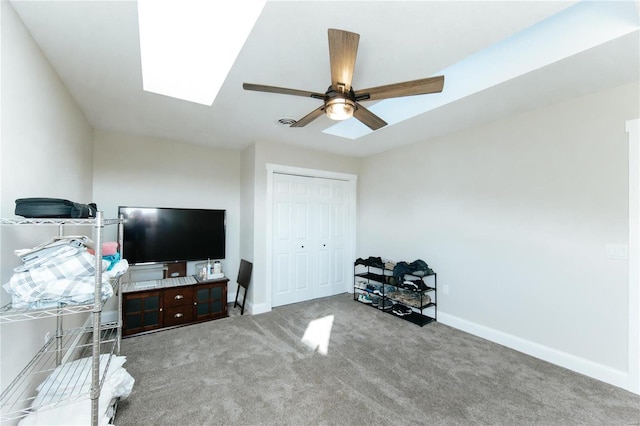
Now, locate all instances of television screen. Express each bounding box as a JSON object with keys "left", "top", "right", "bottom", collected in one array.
[{"left": 118, "top": 206, "right": 226, "bottom": 265}]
